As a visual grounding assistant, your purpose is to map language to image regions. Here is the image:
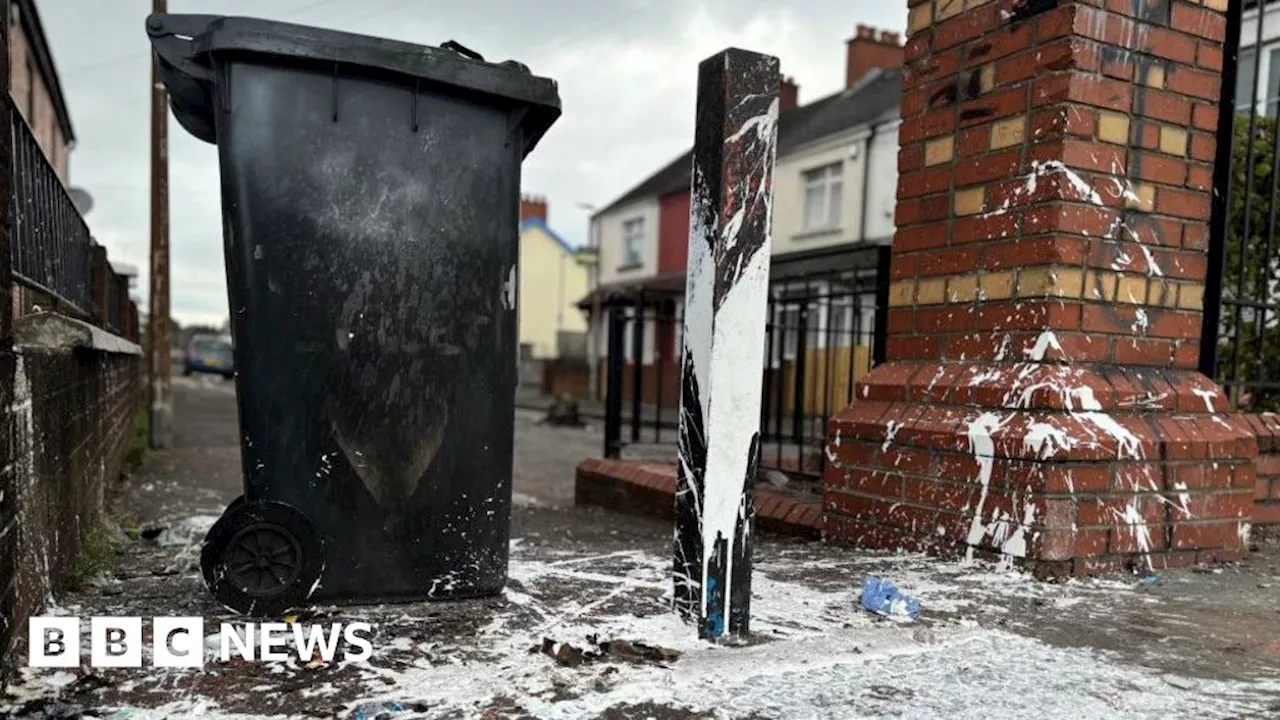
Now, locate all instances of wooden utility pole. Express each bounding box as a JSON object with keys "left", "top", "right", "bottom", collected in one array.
[
  {"left": 147, "top": 0, "right": 172, "bottom": 449},
  {"left": 673, "top": 48, "right": 779, "bottom": 641}
]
